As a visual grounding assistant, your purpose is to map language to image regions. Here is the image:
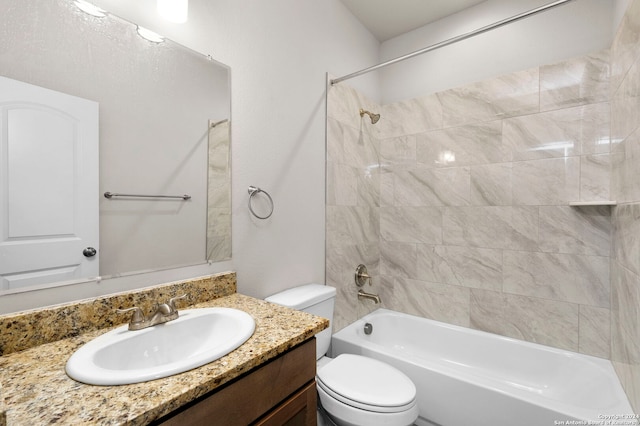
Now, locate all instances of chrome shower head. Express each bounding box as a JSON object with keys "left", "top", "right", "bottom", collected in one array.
[{"left": 359, "top": 108, "right": 380, "bottom": 124}]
